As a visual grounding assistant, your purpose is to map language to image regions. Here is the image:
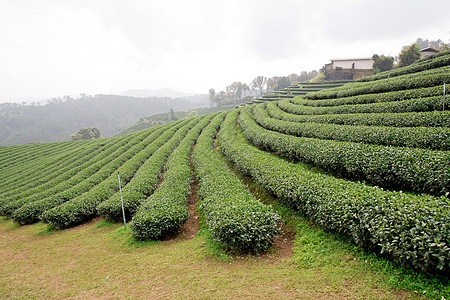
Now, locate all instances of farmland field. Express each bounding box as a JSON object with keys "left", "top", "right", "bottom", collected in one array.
[{"left": 1, "top": 50, "right": 449, "bottom": 298}]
